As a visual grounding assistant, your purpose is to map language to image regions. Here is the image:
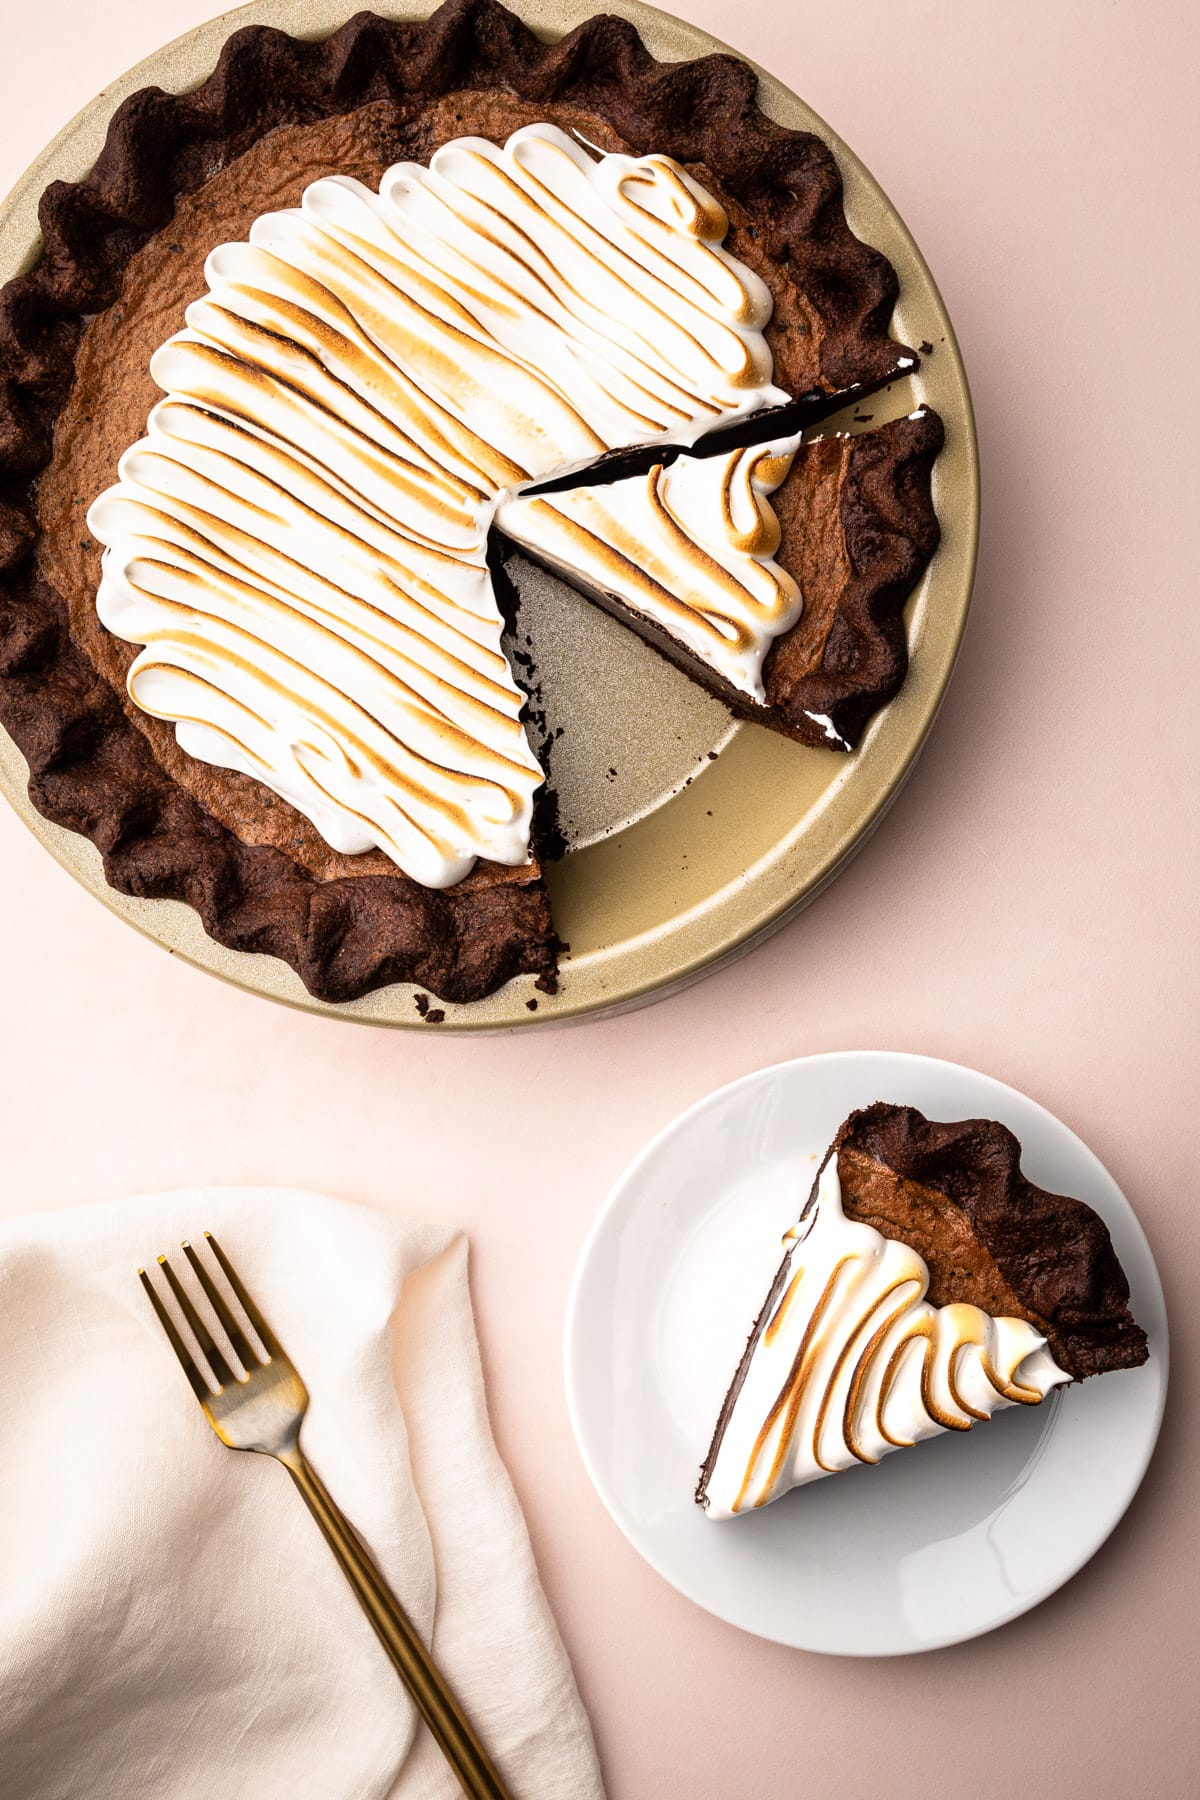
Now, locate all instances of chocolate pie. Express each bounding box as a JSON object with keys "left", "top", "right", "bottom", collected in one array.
[
  {"left": 0, "top": 0, "right": 942, "bottom": 1003},
  {"left": 697, "top": 1103, "right": 1149, "bottom": 1518}
]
